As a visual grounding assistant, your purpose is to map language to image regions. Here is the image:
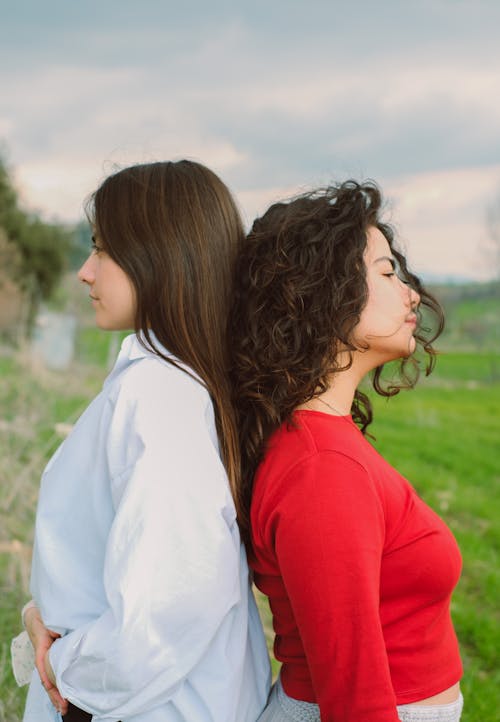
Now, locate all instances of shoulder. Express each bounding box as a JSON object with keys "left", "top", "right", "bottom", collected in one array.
[
  {"left": 252, "top": 445, "right": 387, "bottom": 554},
  {"left": 259, "top": 412, "right": 370, "bottom": 486},
  {"left": 257, "top": 445, "right": 374, "bottom": 503},
  {"left": 104, "top": 349, "right": 223, "bottom": 481},
  {"left": 104, "top": 347, "right": 217, "bottom": 463},
  {"left": 108, "top": 349, "right": 211, "bottom": 424},
  {"left": 104, "top": 334, "right": 210, "bottom": 409},
  {"left": 124, "top": 355, "right": 208, "bottom": 402},
  {"left": 253, "top": 414, "right": 387, "bottom": 523}
]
